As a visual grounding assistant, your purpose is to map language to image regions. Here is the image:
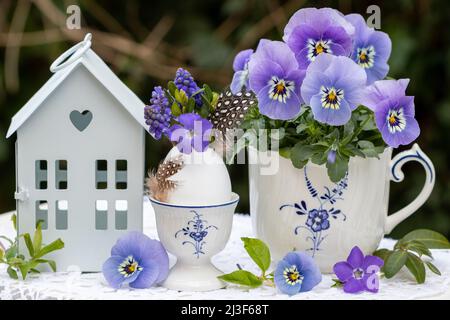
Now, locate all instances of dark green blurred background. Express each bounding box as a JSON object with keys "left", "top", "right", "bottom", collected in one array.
[{"left": 0, "top": 0, "right": 448, "bottom": 238}]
